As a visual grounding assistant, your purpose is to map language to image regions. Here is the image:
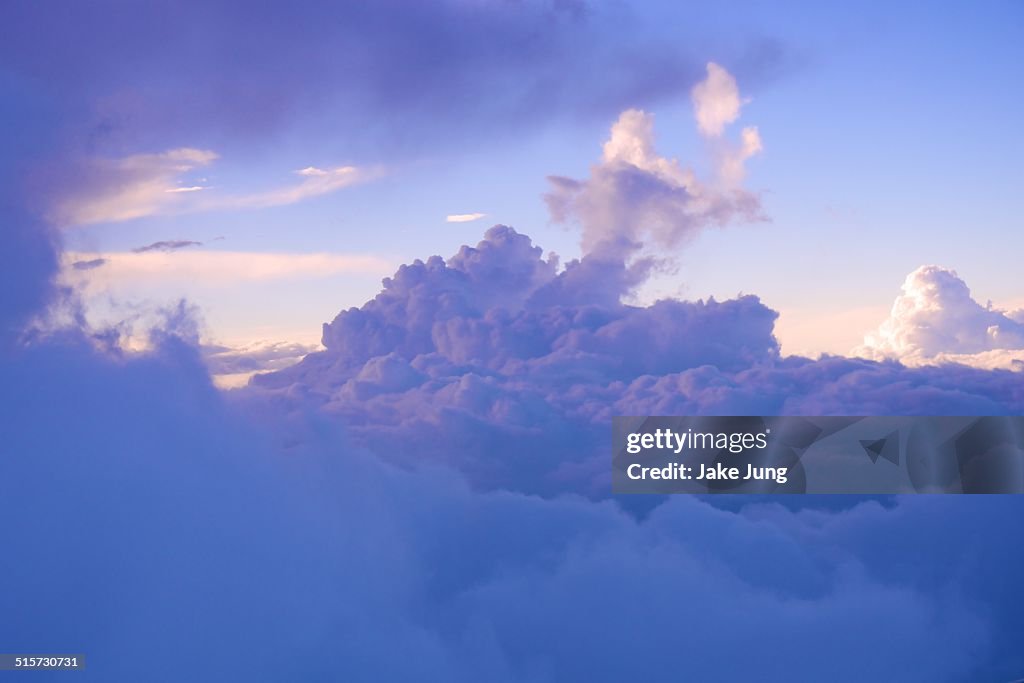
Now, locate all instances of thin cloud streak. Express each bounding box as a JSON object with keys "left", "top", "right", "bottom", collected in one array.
[
  {"left": 446, "top": 213, "right": 487, "bottom": 223},
  {"left": 62, "top": 250, "right": 393, "bottom": 286},
  {"left": 54, "top": 155, "right": 381, "bottom": 227}
]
